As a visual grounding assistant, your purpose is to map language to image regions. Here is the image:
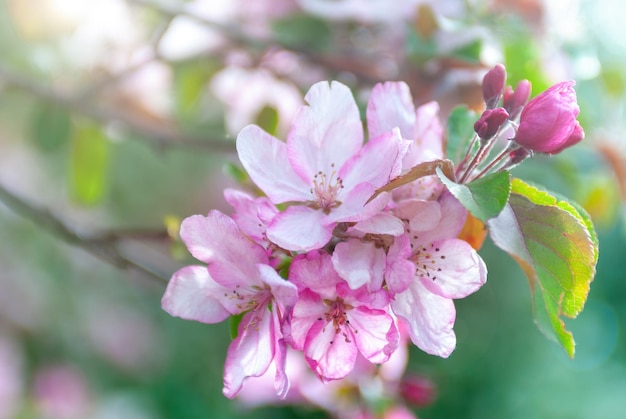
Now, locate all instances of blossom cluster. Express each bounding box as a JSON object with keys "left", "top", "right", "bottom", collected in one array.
[{"left": 161, "top": 65, "right": 584, "bottom": 403}]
